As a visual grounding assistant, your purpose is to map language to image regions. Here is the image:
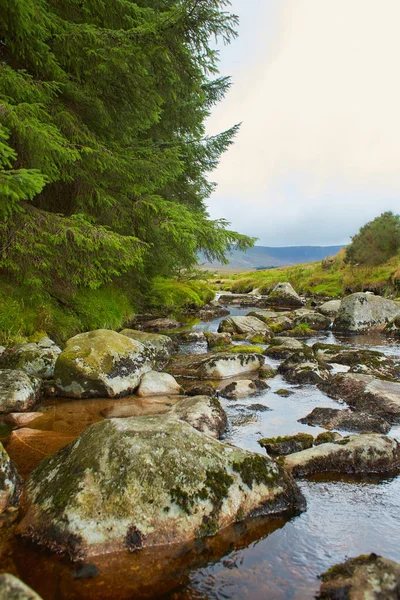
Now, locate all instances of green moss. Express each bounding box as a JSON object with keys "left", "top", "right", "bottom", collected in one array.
[
  {"left": 232, "top": 454, "right": 276, "bottom": 489},
  {"left": 195, "top": 517, "right": 219, "bottom": 538},
  {"left": 315, "top": 432, "right": 338, "bottom": 445},
  {"left": 215, "top": 345, "right": 265, "bottom": 354},
  {"left": 258, "top": 433, "right": 314, "bottom": 448},
  {"left": 274, "top": 388, "right": 293, "bottom": 397}
]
